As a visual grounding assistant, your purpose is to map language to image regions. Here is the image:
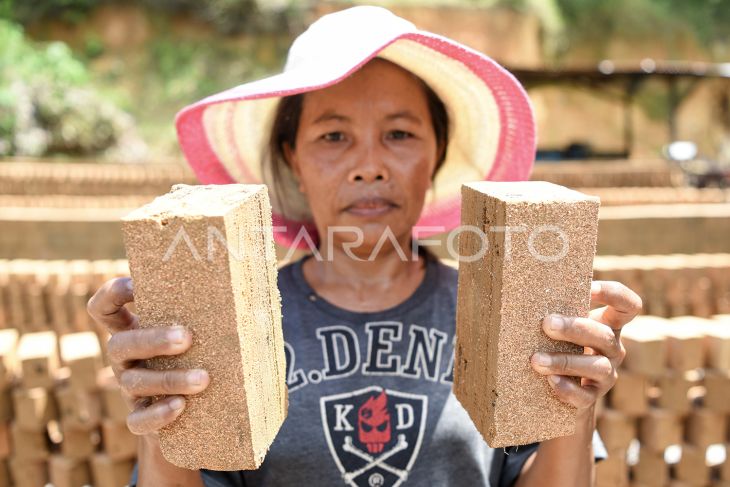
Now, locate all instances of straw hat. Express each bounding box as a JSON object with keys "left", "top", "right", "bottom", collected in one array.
[{"left": 175, "top": 5, "right": 536, "bottom": 248}]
